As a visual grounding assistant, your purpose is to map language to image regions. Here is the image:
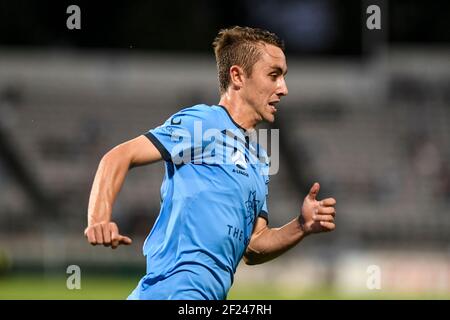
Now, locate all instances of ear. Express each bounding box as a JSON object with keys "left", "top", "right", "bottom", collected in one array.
[{"left": 229, "top": 65, "right": 246, "bottom": 90}]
